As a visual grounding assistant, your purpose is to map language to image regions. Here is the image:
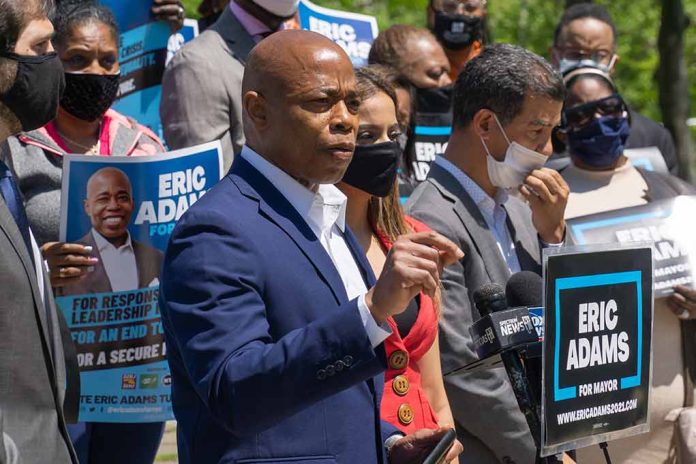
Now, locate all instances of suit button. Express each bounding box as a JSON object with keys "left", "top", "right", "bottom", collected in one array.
[
  {"left": 335, "top": 360, "right": 345, "bottom": 372},
  {"left": 325, "top": 364, "right": 335, "bottom": 376},
  {"left": 389, "top": 350, "right": 409, "bottom": 370},
  {"left": 398, "top": 403, "right": 414, "bottom": 425},
  {"left": 392, "top": 375, "right": 409, "bottom": 396},
  {"left": 316, "top": 369, "right": 326, "bottom": 380},
  {"left": 343, "top": 355, "right": 354, "bottom": 367}
]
